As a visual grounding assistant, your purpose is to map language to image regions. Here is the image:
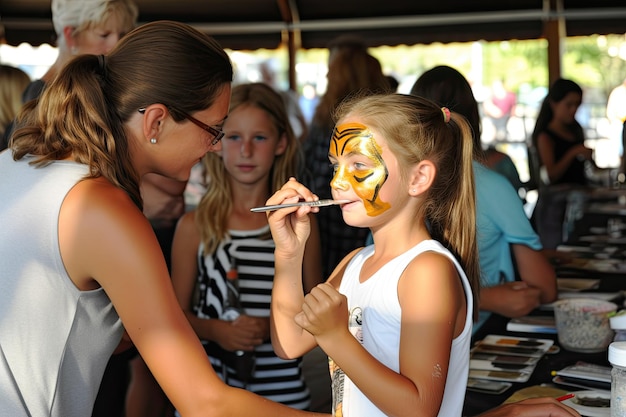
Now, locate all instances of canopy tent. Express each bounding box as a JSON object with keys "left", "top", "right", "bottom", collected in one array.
[{"left": 2, "top": 0, "right": 625, "bottom": 86}]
